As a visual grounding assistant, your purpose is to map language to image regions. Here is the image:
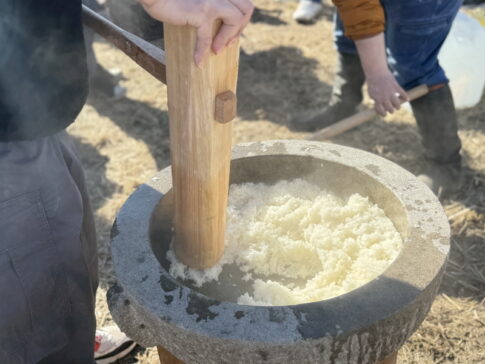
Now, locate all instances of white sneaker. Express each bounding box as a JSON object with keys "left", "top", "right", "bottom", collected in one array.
[
  {"left": 94, "top": 326, "right": 136, "bottom": 364},
  {"left": 293, "top": 0, "right": 324, "bottom": 23}
]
